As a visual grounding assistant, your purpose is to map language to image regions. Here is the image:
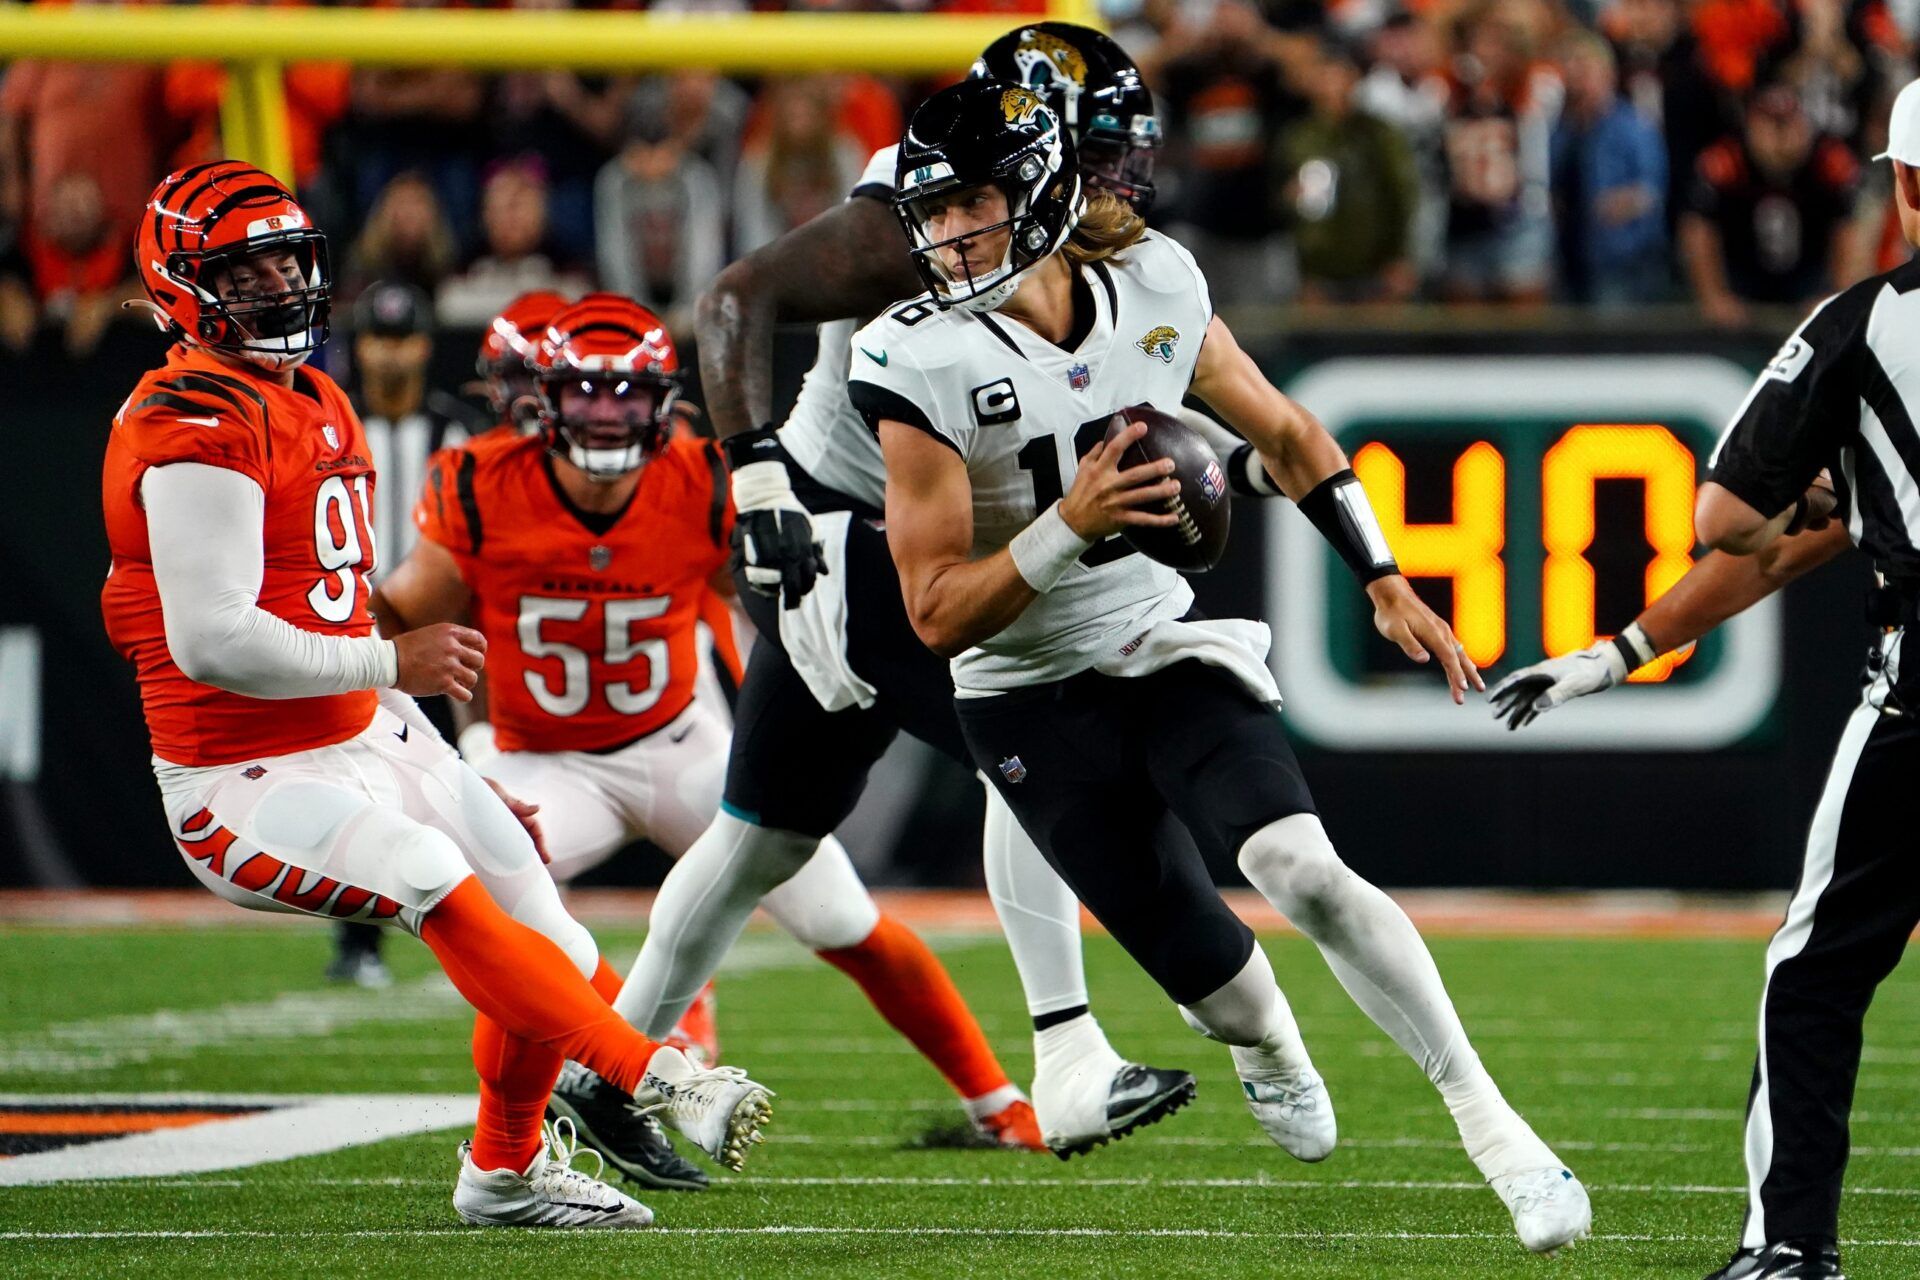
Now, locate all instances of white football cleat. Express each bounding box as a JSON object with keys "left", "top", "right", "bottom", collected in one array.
[
  {"left": 453, "top": 1118, "right": 655, "bottom": 1229},
  {"left": 635, "top": 1046, "right": 774, "bottom": 1172},
  {"left": 1490, "top": 1166, "right": 1592, "bottom": 1255},
  {"left": 1231, "top": 1048, "right": 1336, "bottom": 1162}
]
